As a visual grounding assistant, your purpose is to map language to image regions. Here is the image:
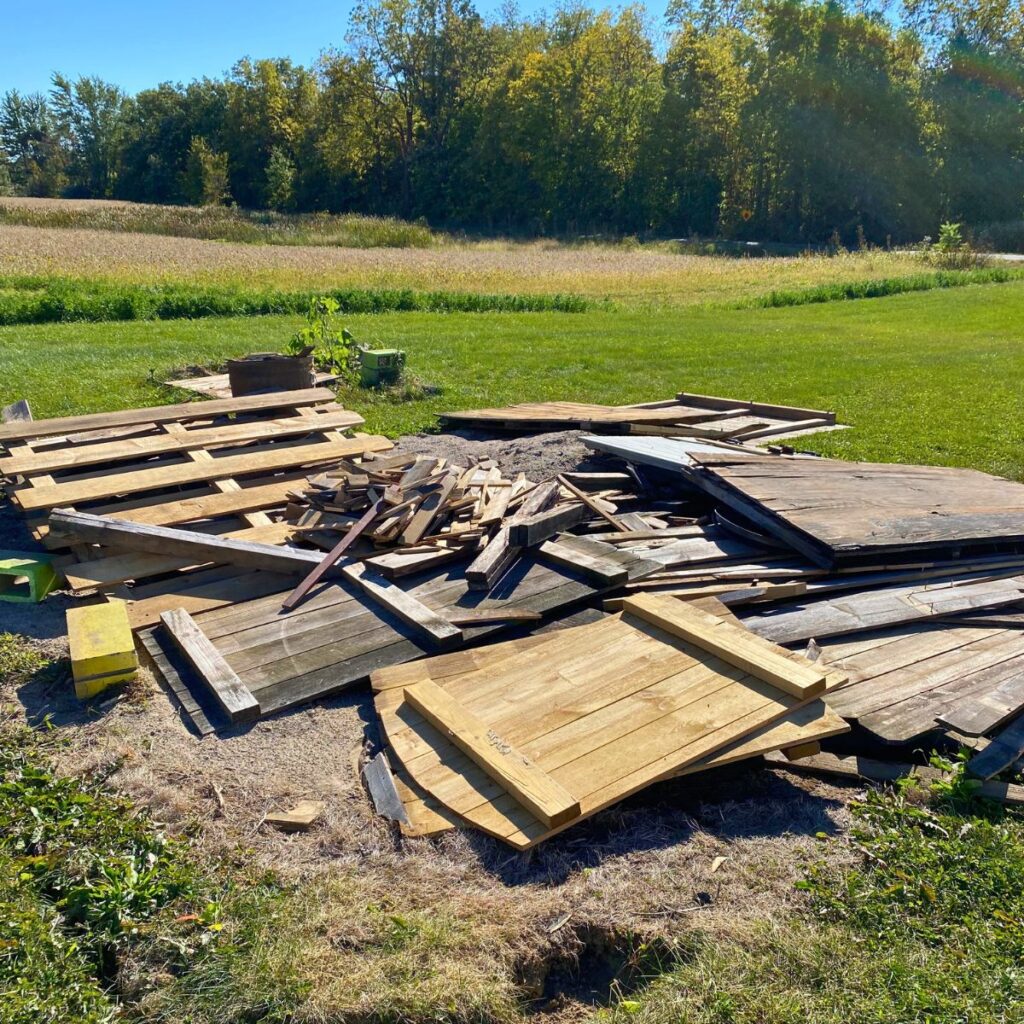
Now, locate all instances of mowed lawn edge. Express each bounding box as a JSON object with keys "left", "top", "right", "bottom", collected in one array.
[{"left": 2, "top": 279, "right": 1023, "bottom": 477}]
